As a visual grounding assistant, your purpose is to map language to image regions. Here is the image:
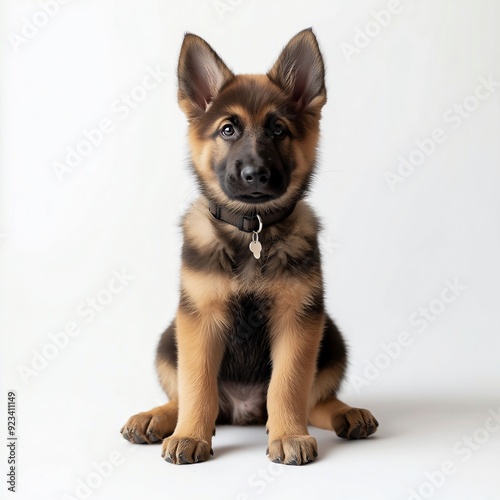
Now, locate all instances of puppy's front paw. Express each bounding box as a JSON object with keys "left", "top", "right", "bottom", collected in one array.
[
  {"left": 161, "top": 436, "right": 213, "bottom": 464},
  {"left": 267, "top": 435, "right": 318, "bottom": 465}
]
